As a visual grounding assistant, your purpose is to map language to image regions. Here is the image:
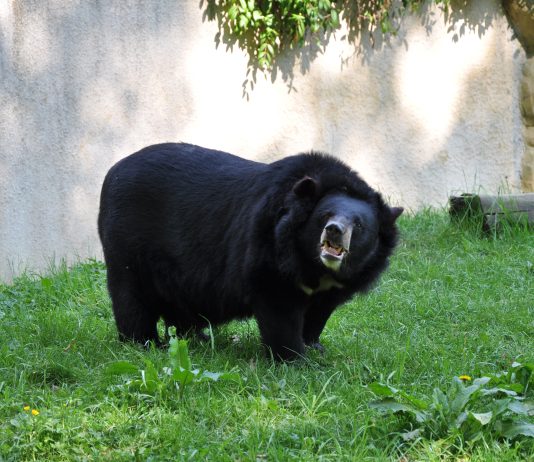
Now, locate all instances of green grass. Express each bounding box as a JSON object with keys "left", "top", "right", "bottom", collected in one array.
[{"left": 0, "top": 212, "right": 532, "bottom": 461}]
